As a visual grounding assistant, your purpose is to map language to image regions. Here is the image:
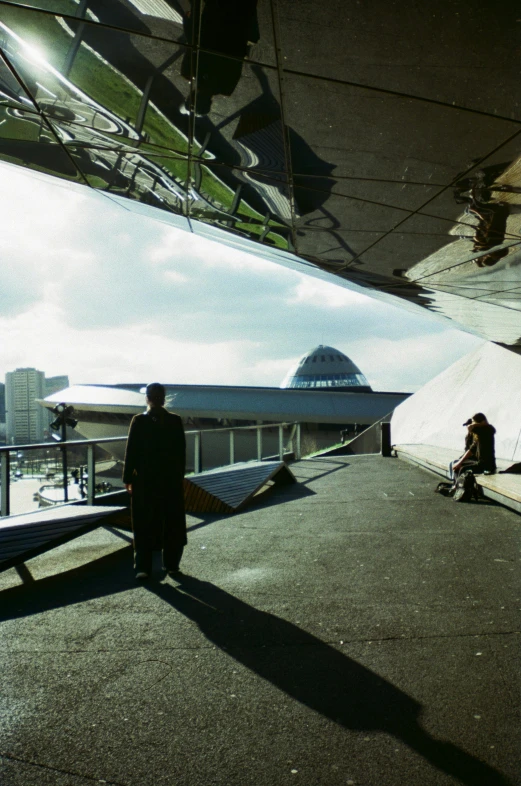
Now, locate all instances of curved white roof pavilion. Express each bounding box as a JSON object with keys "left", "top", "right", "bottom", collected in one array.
[{"left": 281, "top": 346, "right": 372, "bottom": 392}]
